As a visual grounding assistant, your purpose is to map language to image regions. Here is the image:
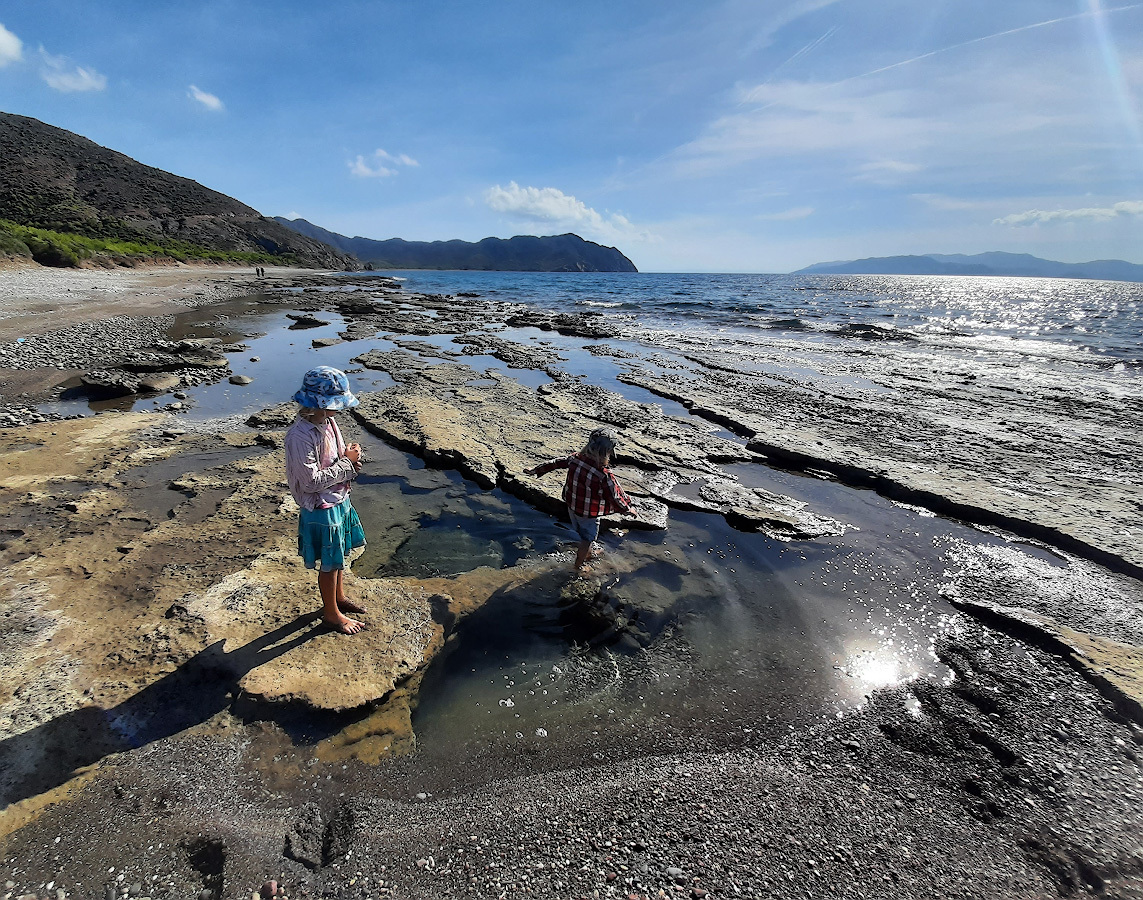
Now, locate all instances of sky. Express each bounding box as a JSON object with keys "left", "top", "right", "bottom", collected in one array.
[{"left": 1, "top": 0, "right": 1142, "bottom": 273}]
